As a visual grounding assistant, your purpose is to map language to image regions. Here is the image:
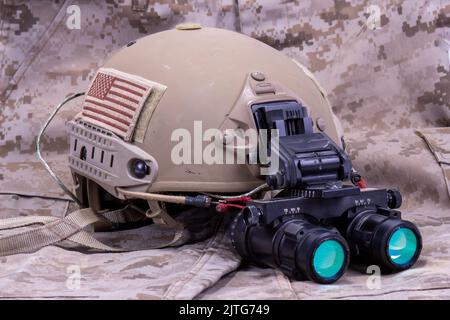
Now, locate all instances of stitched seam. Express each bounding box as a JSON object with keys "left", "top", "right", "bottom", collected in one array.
[{"left": 162, "top": 216, "right": 224, "bottom": 299}]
